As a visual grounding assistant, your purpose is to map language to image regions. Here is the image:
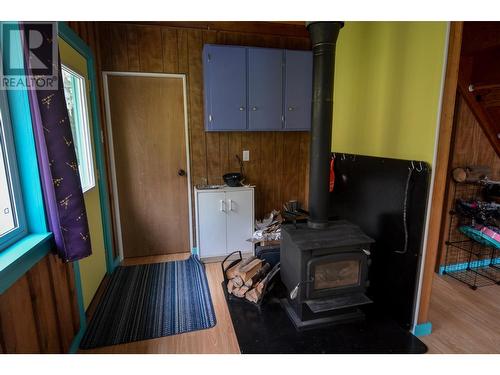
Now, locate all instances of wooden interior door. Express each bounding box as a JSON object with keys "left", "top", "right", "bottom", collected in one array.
[{"left": 106, "top": 75, "right": 189, "bottom": 257}]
